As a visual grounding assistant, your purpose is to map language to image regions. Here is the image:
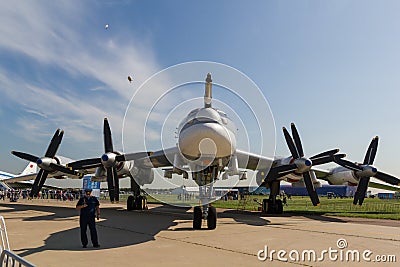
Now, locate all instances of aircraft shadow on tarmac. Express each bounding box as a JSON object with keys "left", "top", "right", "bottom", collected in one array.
[
  {"left": 0, "top": 203, "right": 271, "bottom": 257},
  {"left": 0, "top": 202, "right": 347, "bottom": 257}
]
